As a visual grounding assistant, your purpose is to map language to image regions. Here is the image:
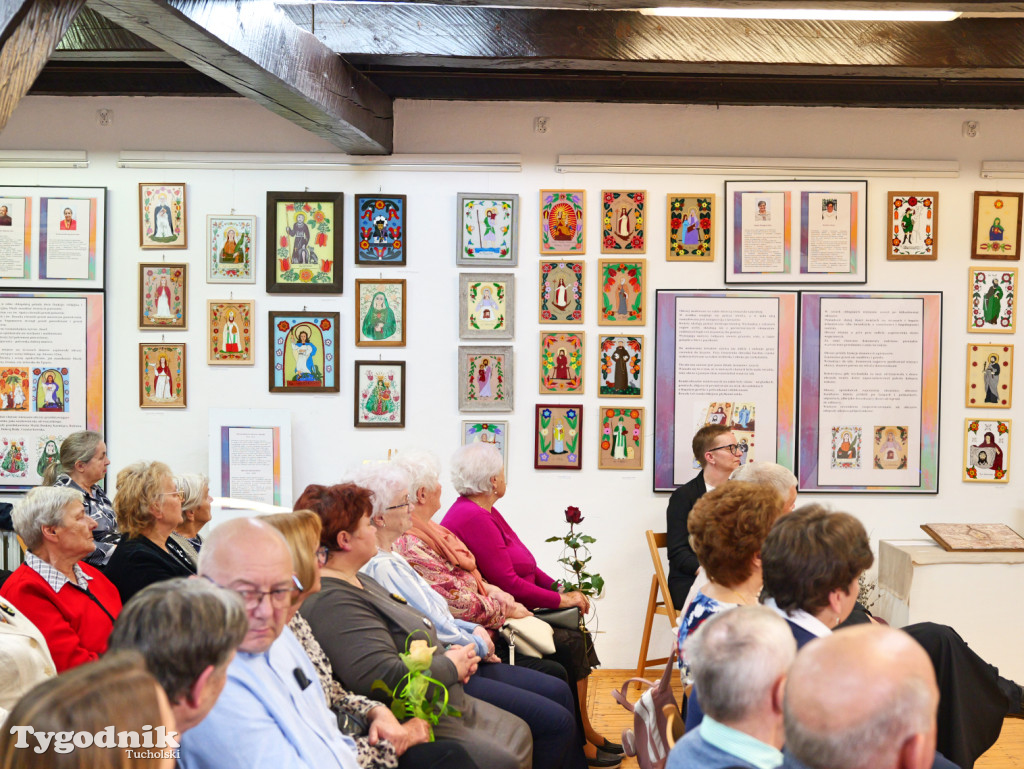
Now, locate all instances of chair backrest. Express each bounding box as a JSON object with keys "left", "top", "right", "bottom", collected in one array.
[
  {"left": 646, "top": 530, "right": 678, "bottom": 625},
  {"left": 662, "top": 703, "right": 685, "bottom": 748}
]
